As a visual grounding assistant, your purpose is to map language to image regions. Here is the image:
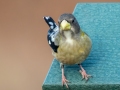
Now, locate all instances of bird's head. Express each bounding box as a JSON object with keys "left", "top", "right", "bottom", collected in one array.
[{"left": 58, "top": 13, "right": 80, "bottom": 34}]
